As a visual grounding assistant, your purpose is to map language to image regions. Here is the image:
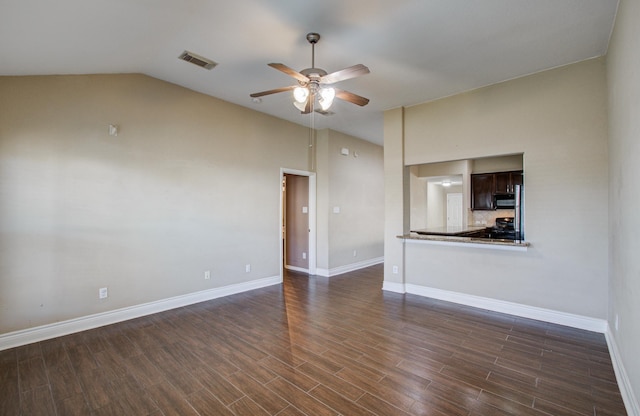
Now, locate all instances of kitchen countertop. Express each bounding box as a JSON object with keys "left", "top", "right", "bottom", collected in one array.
[
  {"left": 398, "top": 232, "right": 530, "bottom": 248},
  {"left": 410, "top": 225, "right": 488, "bottom": 236}
]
